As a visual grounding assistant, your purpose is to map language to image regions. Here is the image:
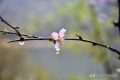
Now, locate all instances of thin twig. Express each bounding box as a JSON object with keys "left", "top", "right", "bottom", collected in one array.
[
  {"left": 0, "top": 31, "right": 38, "bottom": 38},
  {"left": 0, "top": 16, "right": 120, "bottom": 58},
  {"left": 0, "top": 16, "right": 24, "bottom": 40}
]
